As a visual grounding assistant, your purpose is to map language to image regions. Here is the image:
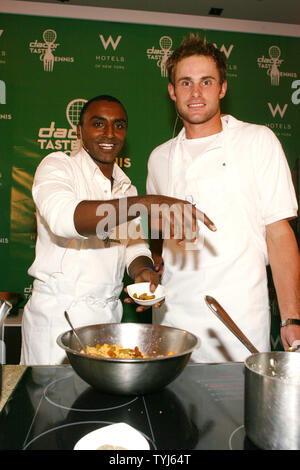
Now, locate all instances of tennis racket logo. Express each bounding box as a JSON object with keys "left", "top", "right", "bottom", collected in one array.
[
  {"left": 66, "top": 99, "right": 87, "bottom": 155},
  {"left": 268, "top": 46, "right": 282, "bottom": 86},
  {"left": 158, "top": 36, "right": 173, "bottom": 77},
  {"left": 146, "top": 36, "right": 173, "bottom": 78},
  {"left": 257, "top": 45, "right": 285, "bottom": 87},
  {"left": 66, "top": 98, "right": 87, "bottom": 131},
  {"left": 42, "top": 29, "right": 58, "bottom": 72}
]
